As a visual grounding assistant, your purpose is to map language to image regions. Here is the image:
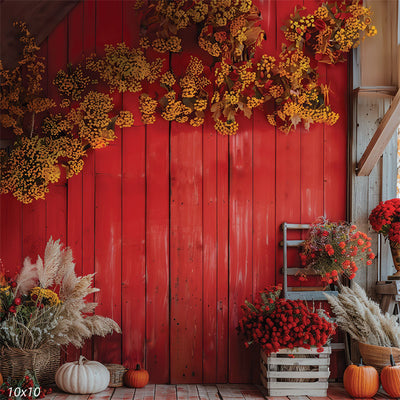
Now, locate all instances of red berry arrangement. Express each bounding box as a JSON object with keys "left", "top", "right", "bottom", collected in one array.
[
  {"left": 369, "top": 198, "right": 400, "bottom": 244},
  {"left": 299, "top": 218, "right": 375, "bottom": 284},
  {"left": 238, "top": 286, "right": 336, "bottom": 356},
  {"left": 0, "top": 371, "right": 52, "bottom": 400}
]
